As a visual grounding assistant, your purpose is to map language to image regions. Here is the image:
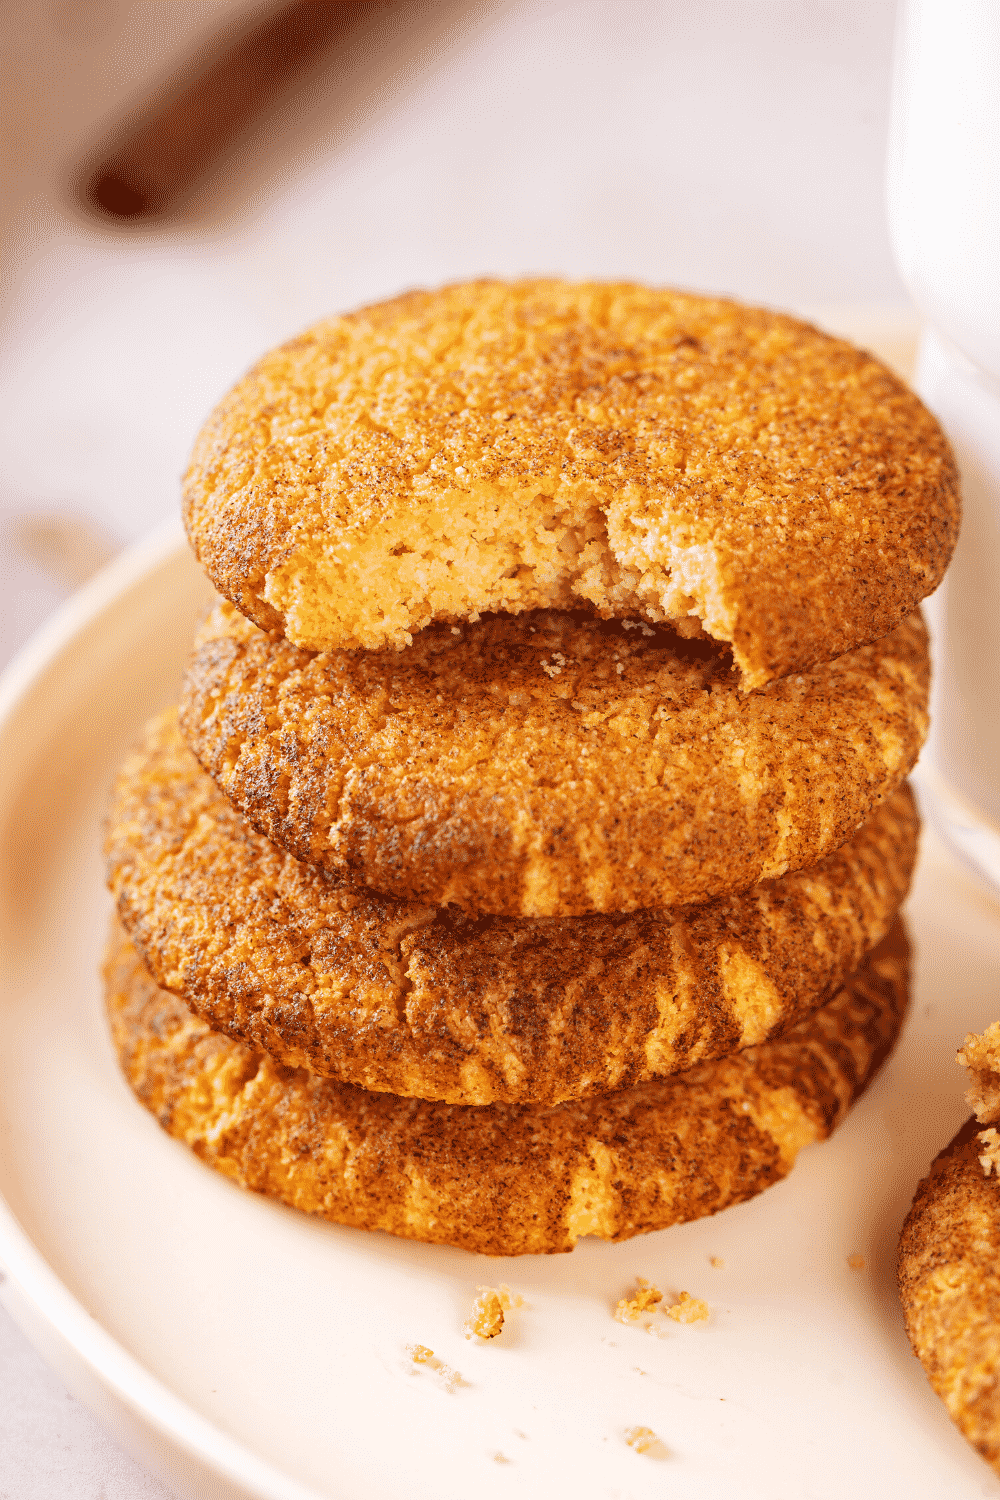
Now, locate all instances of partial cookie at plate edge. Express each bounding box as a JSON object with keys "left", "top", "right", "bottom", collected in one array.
[{"left": 898, "top": 1121, "right": 1000, "bottom": 1477}]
